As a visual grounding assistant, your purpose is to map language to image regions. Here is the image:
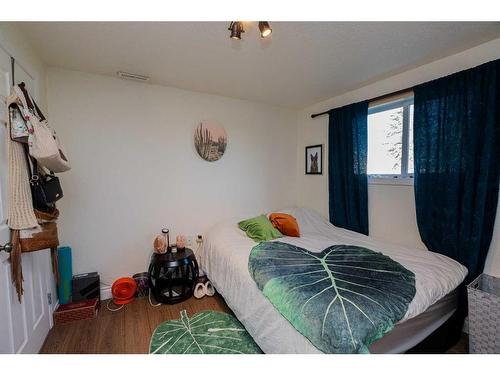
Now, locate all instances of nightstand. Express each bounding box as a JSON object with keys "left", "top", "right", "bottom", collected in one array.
[{"left": 148, "top": 248, "right": 199, "bottom": 304}]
